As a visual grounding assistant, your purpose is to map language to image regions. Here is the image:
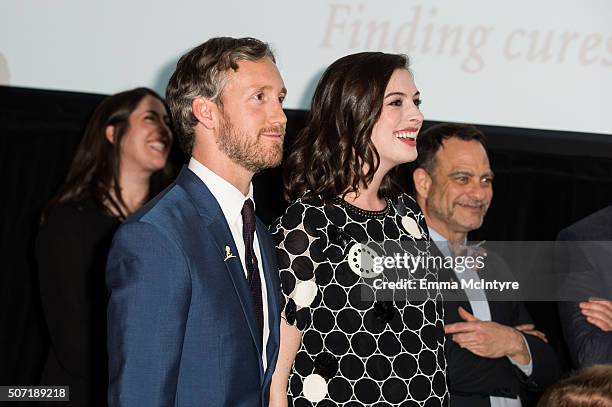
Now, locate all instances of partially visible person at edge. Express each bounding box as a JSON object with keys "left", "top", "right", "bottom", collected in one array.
[
  {"left": 270, "top": 52, "right": 448, "bottom": 406},
  {"left": 36, "top": 87, "right": 174, "bottom": 406},
  {"left": 556, "top": 204, "right": 612, "bottom": 368},
  {"left": 537, "top": 364, "right": 612, "bottom": 407}
]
